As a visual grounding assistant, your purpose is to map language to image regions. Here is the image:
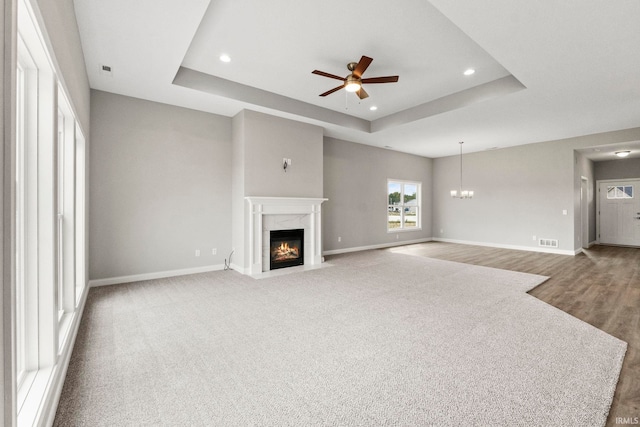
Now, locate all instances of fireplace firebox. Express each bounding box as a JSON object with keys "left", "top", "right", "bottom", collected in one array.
[{"left": 270, "top": 229, "right": 304, "bottom": 270}]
